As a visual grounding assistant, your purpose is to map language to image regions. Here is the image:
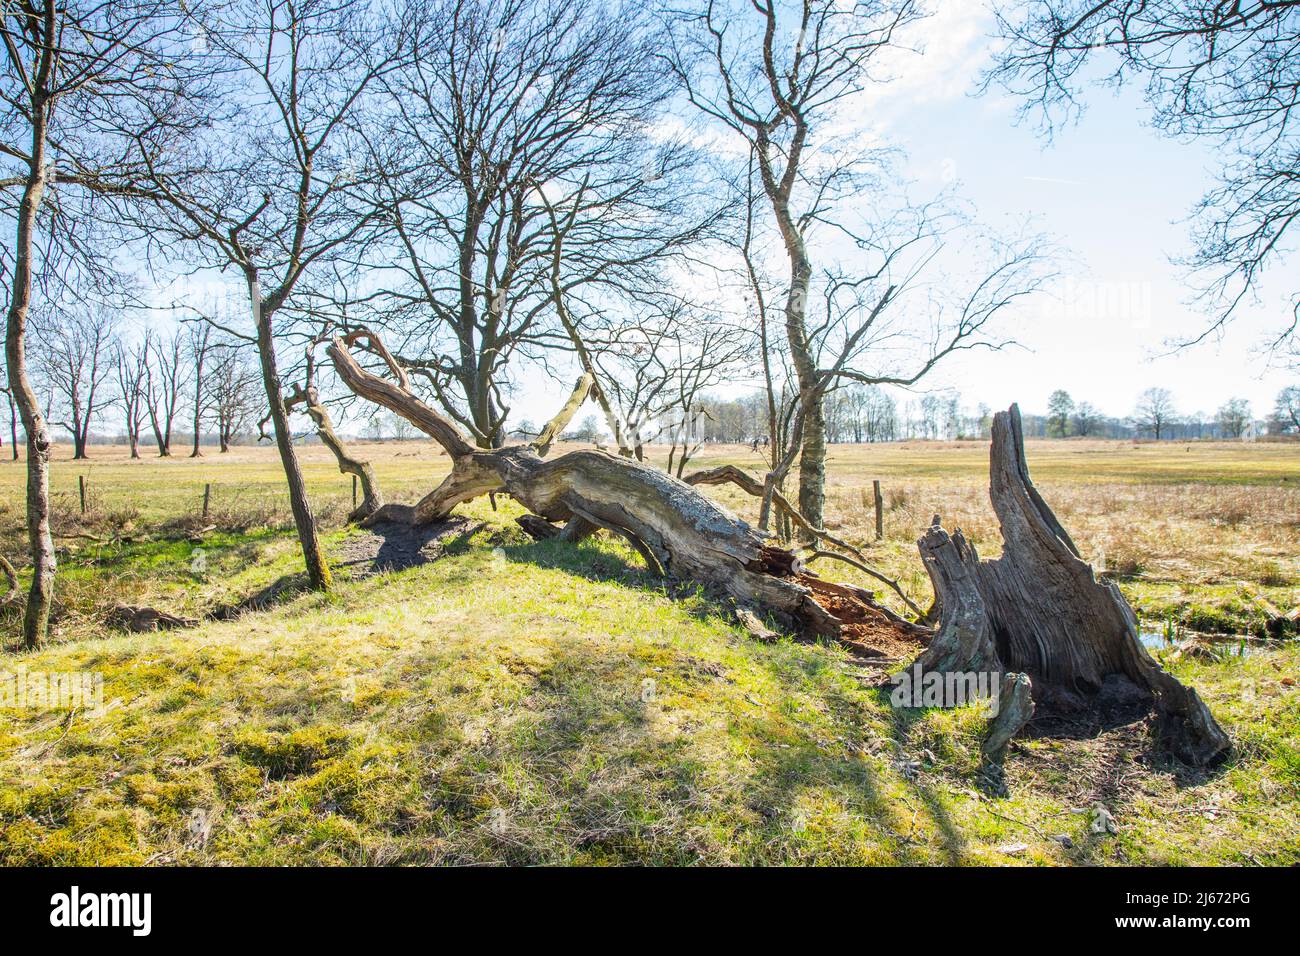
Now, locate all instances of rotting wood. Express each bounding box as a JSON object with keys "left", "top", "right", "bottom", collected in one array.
[{"left": 907, "top": 405, "right": 1229, "bottom": 768}]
